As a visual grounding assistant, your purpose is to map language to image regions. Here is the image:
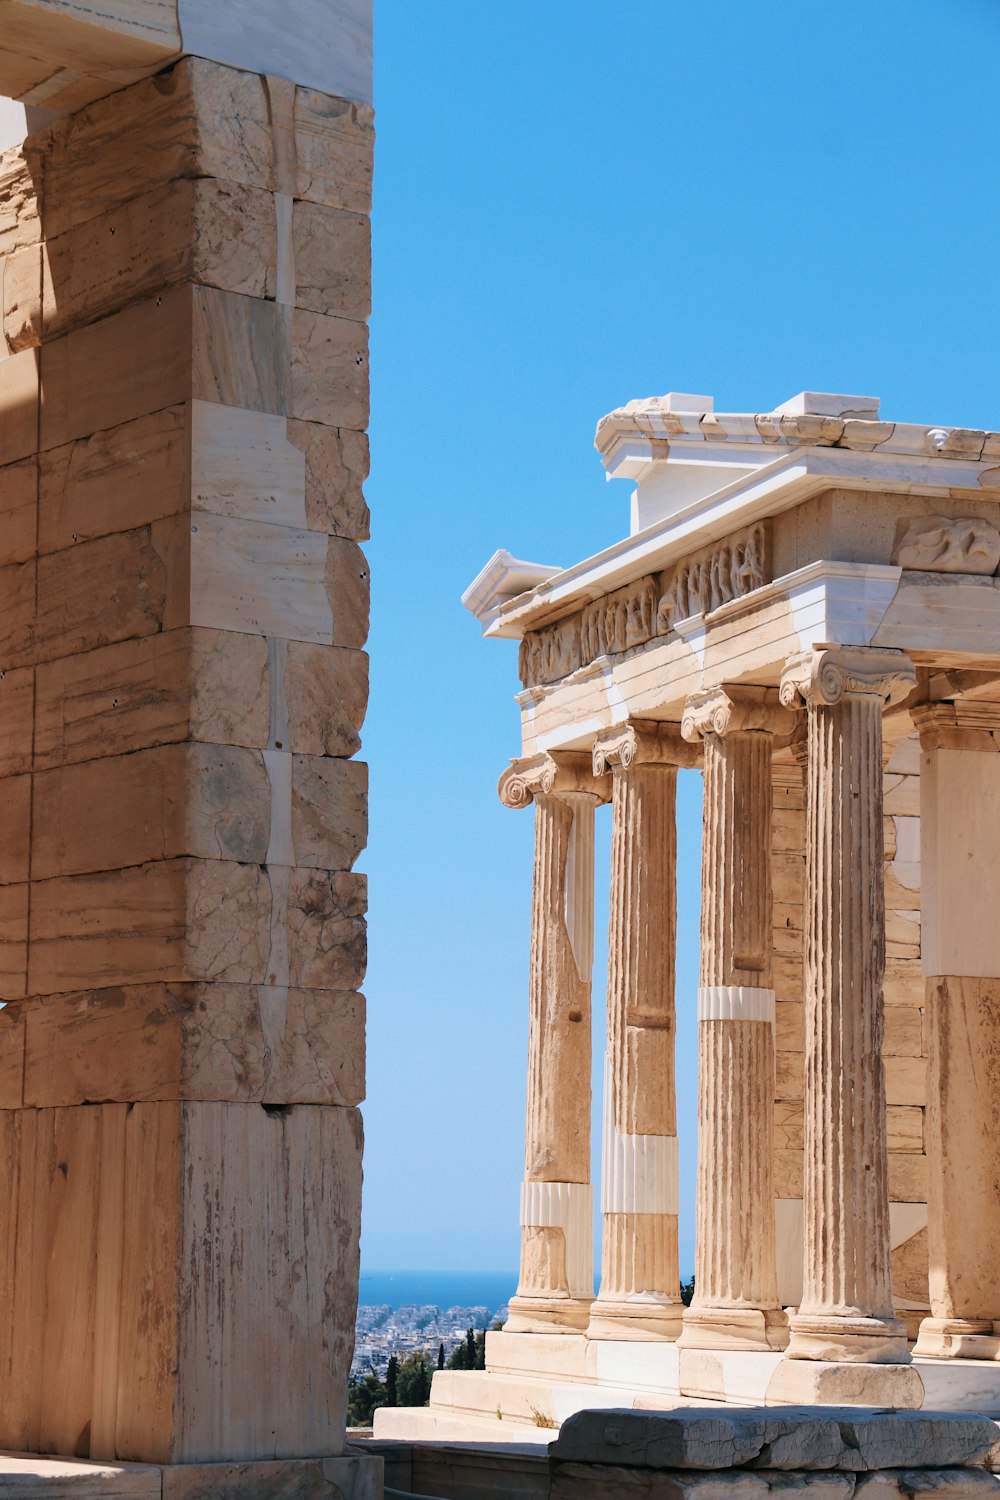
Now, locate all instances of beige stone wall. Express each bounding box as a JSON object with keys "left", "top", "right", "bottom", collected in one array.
[
  {"left": 0, "top": 56, "right": 372, "bottom": 1462},
  {"left": 771, "top": 732, "right": 928, "bottom": 1326}
]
